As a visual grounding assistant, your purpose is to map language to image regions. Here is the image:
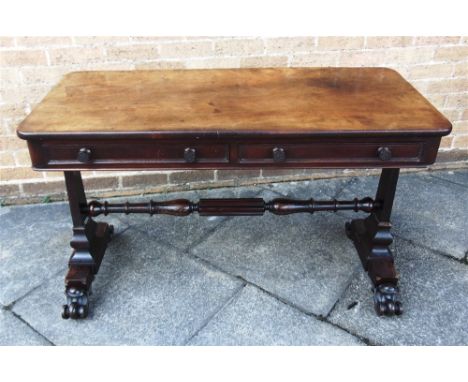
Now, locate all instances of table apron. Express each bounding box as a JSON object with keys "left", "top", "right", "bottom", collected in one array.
[{"left": 26, "top": 136, "right": 442, "bottom": 170}]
